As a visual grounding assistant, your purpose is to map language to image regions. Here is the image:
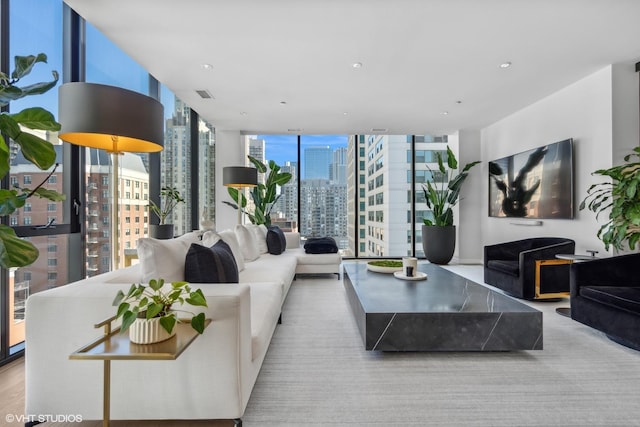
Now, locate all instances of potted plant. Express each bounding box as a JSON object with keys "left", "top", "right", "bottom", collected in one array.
[
  {"left": 225, "top": 155, "right": 292, "bottom": 226},
  {"left": 113, "top": 278, "right": 208, "bottom": 344},
  {"left": 149, "top": 186, "right": 185, "bottom": 239},
  {"left": 580, "top": 146, "right": 640, "bottom": 252},
  {"left": 421, "top": 146, "right": 480, "bottom": 264},
  {"left": 0, "top": 53, "right": 64, "bottom": 268}
]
